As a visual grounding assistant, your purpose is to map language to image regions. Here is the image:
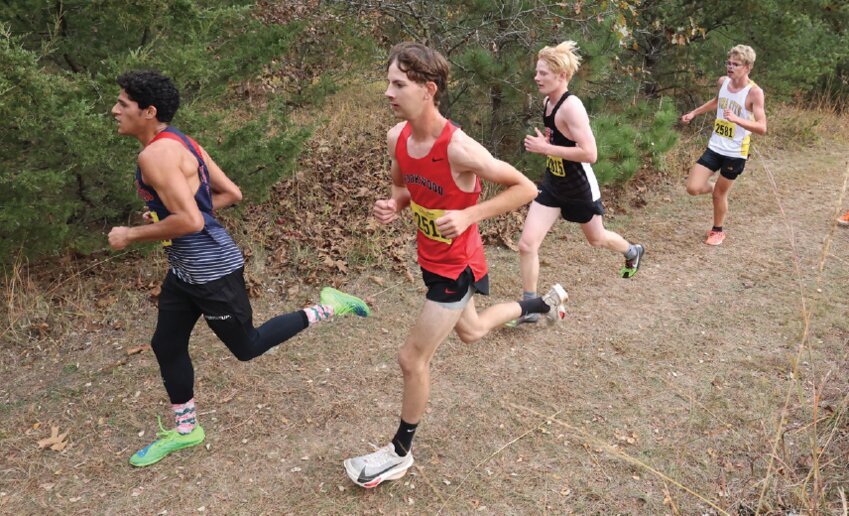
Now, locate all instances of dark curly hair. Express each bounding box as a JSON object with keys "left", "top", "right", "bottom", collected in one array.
[
  {"left": 116, "top": 70, "right": 180, "bottom": 123},
  {"left": 388, "top": 42, "right": 450, "bottom": 106}
]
